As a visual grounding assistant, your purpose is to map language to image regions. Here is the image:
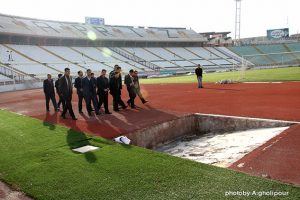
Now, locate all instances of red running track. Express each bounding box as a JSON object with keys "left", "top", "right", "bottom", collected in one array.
[
  {"left": 0, "top": 82, "right": 300, "bottom": 186},
  {"left": 230, "top": 124, "right": 300, "bottom": 186}
]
